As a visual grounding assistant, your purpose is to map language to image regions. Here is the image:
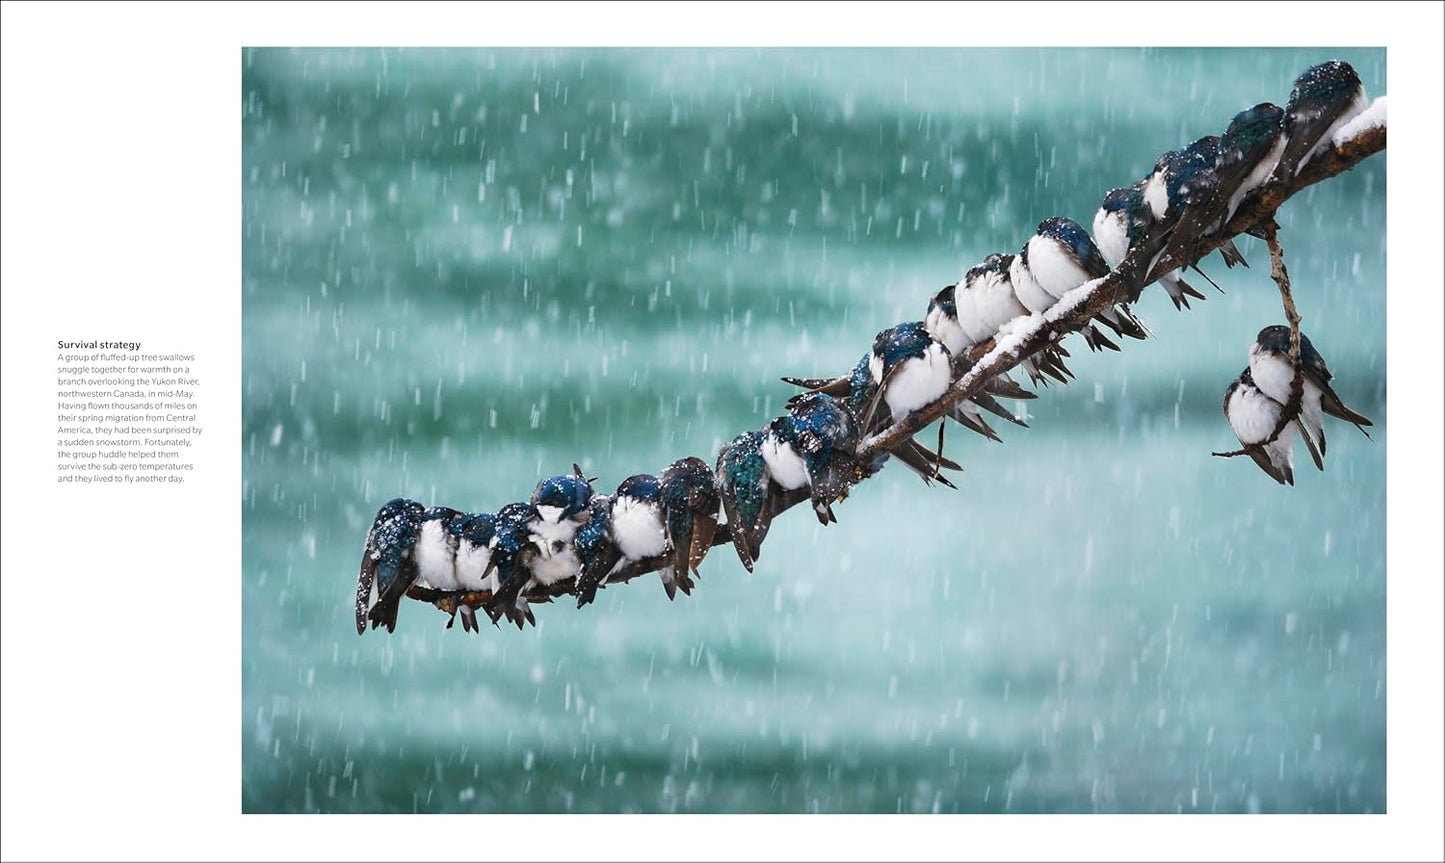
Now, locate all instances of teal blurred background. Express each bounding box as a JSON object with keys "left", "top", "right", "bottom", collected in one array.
[{"left": 242, "top": 48, "right": 1385, "bottom": 813}]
